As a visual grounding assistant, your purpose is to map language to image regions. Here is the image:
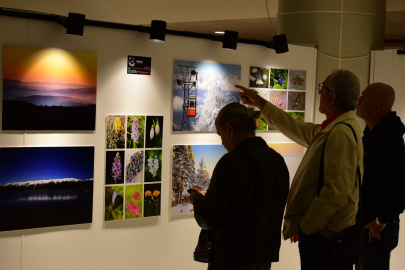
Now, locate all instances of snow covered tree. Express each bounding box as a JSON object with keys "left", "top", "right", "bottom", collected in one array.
[
  {"left": 172, "top": 145, "right": 196, "bottom": 204},
  {"left": 195, "top": 156, "right": 210, "bottom": 190},
  {"left": 192, "top": 82, "right": 237, "bottom": 131}
]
